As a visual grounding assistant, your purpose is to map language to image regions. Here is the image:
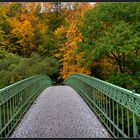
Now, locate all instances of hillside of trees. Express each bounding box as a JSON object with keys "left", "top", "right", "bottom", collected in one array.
[{"left": 0, "top": 2, "right": 140, "bottom": 93}]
